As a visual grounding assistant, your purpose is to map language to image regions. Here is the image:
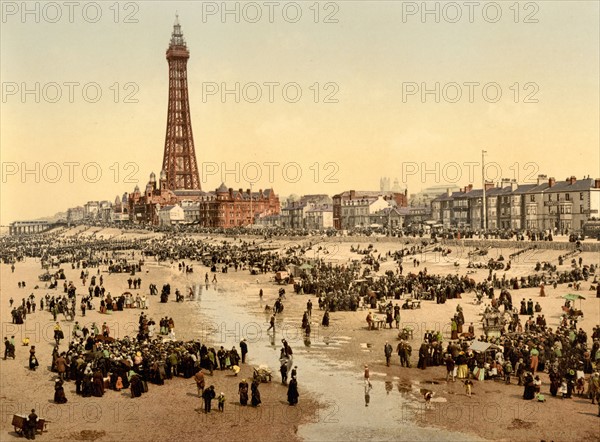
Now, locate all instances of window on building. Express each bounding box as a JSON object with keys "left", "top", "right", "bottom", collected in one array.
[
  {"left": 580, "top": 192, "right": 584, "bottom": 200},
  {"left": 548, "top": 194, "right": 552, "bottom": 201},
  {"left": 530, "top": 195, "right": 535, "bottom": 202},
  {"left": 565, "top": 194, "right": 570, "bottom": 201}
]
